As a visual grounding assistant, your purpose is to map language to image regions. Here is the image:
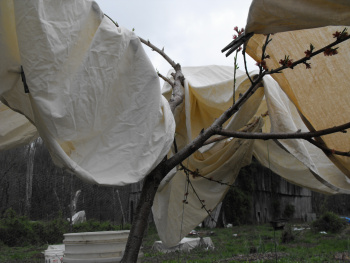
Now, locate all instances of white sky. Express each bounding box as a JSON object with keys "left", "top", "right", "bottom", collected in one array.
[{"left": 95, "top": 1, "right": 256, "bottom": 80}]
